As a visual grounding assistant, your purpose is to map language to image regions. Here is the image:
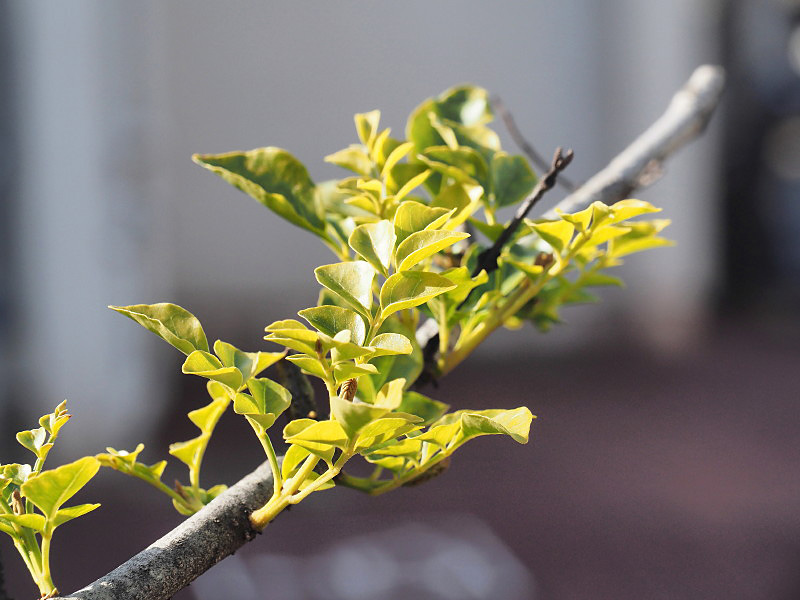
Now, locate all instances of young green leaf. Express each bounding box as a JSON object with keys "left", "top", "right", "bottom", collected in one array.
[
  {"left": 314, "top": 261, "right": 375, "bottom": 319},
  {"left": 355, "top": 110, "right": 381, "bottom": 147},
  {"left": 348, "top": 220, "right": 396, "bottom": 276},
  {"left": 233, "top": 377, "right": 292, "bottom": 430},
  {"left": 284, "top": 419, "right": 349, "bottom": 451},
  {"left": 298, "top": 306, "right": 367, "bottom": 346},
  {"left": 459, "top": 407, "right": 534, "bottom": 444},
  {"left": 324, "top": 145, "right": 374, "bottom": 176},
  {"left": 368, "top": 333, "right": 413, "bottom": 358},
  {"left": 529, "top": 220, "right": 575, "bottom": 253},
  {"left": 330, "top": 396, "right": 390, "bottom": 439},
  {"left": 212, "top": 340, "right": 284, "bottom": 384},
  {"left": 392, "top": 201, "right": 453, "bottom": 245},
  {"left": 379, "top": 271, "right": 457, "bottom": 320},
  {"left": 490, "top": 153, "right": 537, "bottom": 209},
  {"left": 192, "top": 148, "right": 324, "bottom": 237},
  {"left": 21, "top": 456, "right": 100, "bottom": 521},
  {"left": 109, "top": 303, "right": 209, "bottom": 355},
  {"left": 394, "top": 230, "right": 470, "bottom": 271},
  {"left": 333, "top": 362, "right": 379, "bottom": 385},
  {"left": 182, "top": 351, "right": 243, "bottom": 391}
]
